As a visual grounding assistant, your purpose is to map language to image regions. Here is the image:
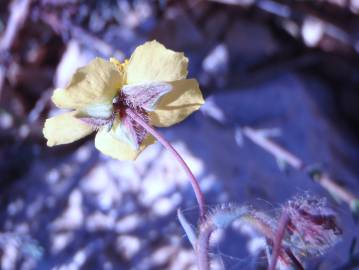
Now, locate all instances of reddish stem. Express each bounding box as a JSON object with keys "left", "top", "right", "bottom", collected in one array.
[
  {"left": 126, "top": 108, "right": 206, "bottom": 220},
  {"left": 196, "top": 223, "right": 213, "bottom": 270},
  {"left": 268, "top": 212, "right": 289, "bottom": 270}
]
